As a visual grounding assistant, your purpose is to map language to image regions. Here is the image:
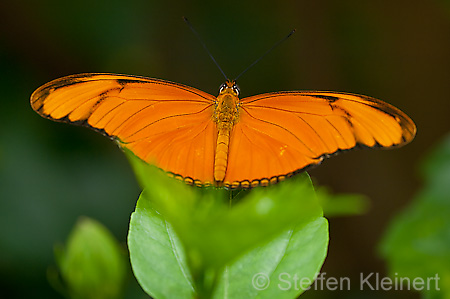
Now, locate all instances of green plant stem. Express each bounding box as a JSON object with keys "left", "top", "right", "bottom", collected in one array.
[{"left": 193, "top": 268, "right": 220, "bottom": 299}]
